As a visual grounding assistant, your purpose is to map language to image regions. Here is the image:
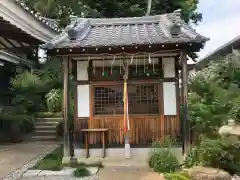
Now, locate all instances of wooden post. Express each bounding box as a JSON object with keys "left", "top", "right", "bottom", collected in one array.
[
  {"left": 181, "top": 51, "right": 190, "bottom": 158},
  {"left": 62, "top": 57, "right": 71, "bottom": 163}
]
